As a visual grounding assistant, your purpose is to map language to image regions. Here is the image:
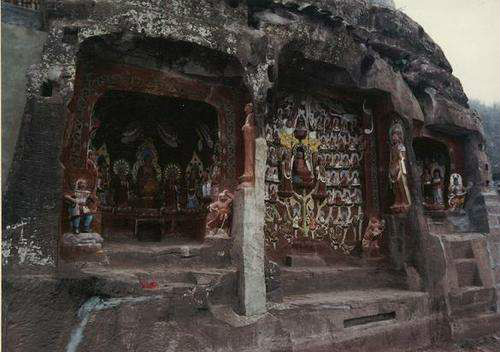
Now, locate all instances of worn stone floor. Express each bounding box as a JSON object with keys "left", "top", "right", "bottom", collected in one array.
[{"left": 415, "top": 336, "right": 500, "bottom": 352}]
